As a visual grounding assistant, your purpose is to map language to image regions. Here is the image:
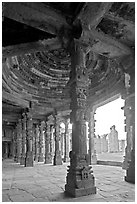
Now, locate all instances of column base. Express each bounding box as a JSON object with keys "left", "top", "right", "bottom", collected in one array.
[
  {"left": 45, "top": 153, "right": 52, "bottom": 164},
  {"left": 20, "top": 155, "right": 26, "bottom": 165},
  {"left": 65, "top": 184, "right": 96, "bottom": 198},
  {"left": 16, "top": 156, "right": 21, "bottom": 163},
  {"left": 14, "top": 156, "right": 17, "bottom": 162},
  {"left": 63, "top": 156, "right": 70, "bottom": 162},
  {"left": 123, "top": 150, "right": 135, "bottom": 184},
  {"left": 34, "top": 155, "right": 38, "bottom": 162},
  {"left": 25, "top": 152, "right": 33, "bottom": 167},
  {"left": 38, "top": 153, "right": 44, "bottom": 162},
  {"left": 65, "top": 152, "right": 96, "bottom": 197},
  {"left": 125, "top": 162, "right": 135, "bottom": 184},
  {"left": 53, "top": 152, "right": 62, "bottom": 165}
]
